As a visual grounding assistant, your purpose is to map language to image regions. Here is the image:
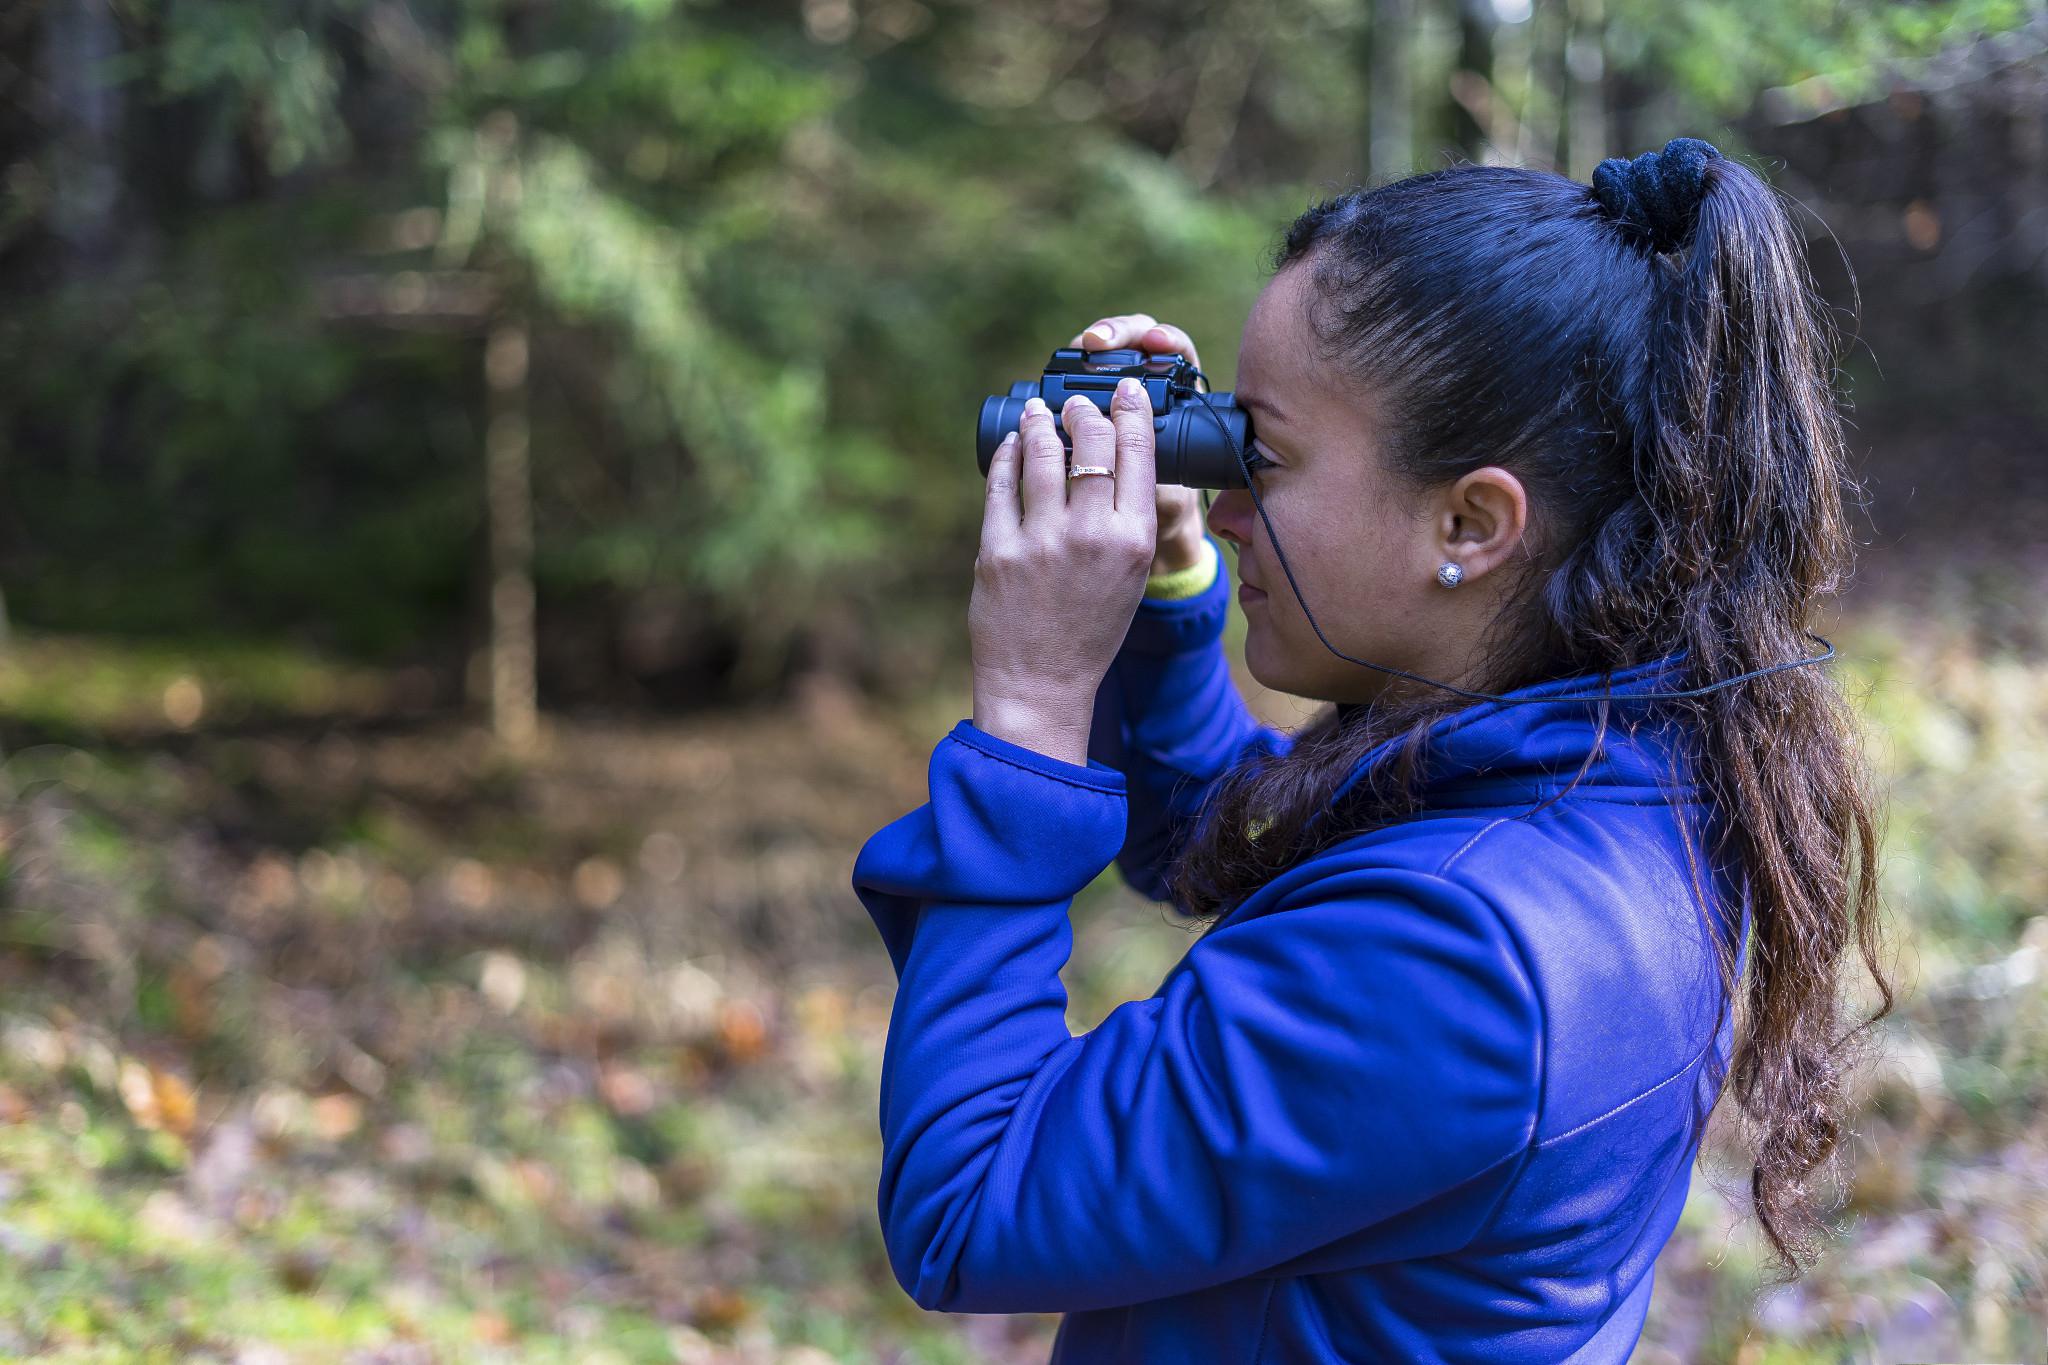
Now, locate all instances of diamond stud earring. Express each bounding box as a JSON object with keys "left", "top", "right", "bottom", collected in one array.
[{"left": 1436, "top": 561, "right": 1465, "bottom": 588}]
